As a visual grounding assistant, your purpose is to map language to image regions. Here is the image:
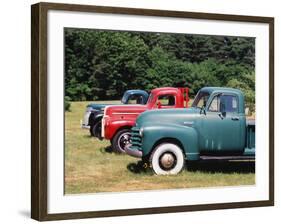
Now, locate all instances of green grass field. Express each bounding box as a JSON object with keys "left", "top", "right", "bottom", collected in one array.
[{"left": 65, "top": 101, "right": 255, "bottom": 194}]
